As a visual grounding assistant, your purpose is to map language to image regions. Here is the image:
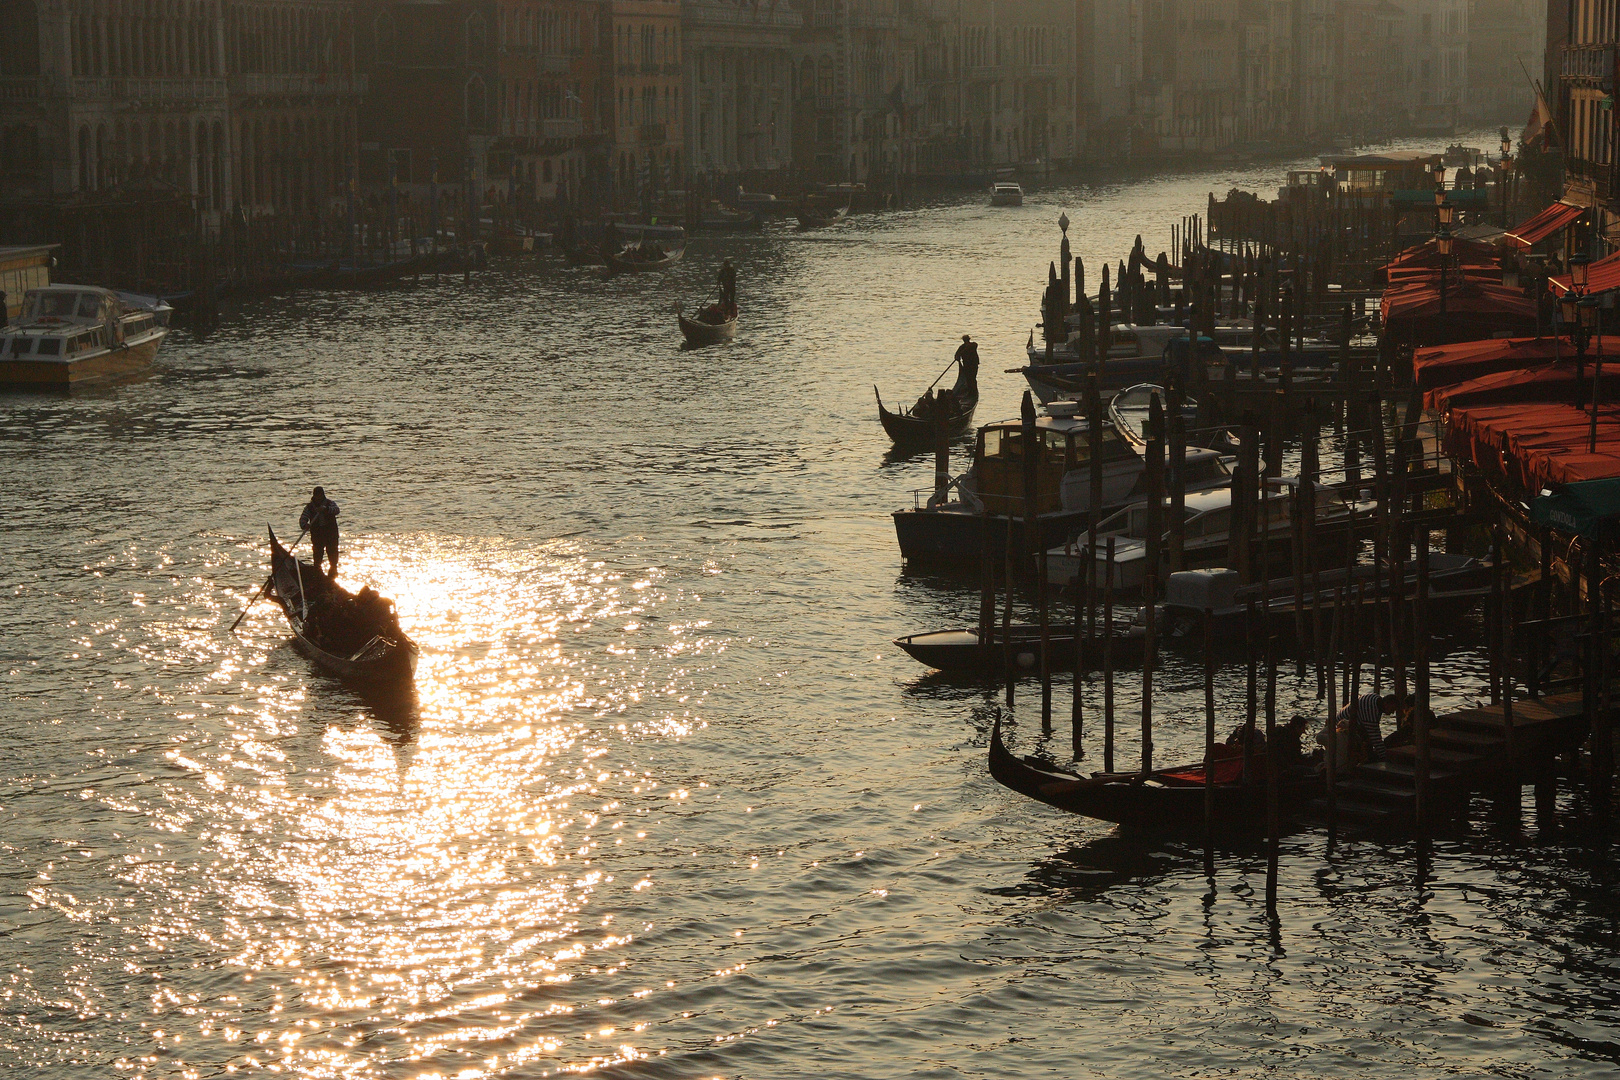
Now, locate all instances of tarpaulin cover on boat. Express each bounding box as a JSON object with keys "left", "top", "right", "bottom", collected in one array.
[
  {"left": 1377, "top": 237, "right": 1502, "bottom": 285},
  {"left": 1503, "top": 201, "right": 1585, "bottom": 250},
  {"left": 1381, "top": 280, "right": 1539, "bottom": 346},
  {"left": 1411, "top": 335, "right": 1620, "bottom": 390},
  {"left": 1549, "top": 249, "right": 1620, "bottom": 295},
  {"left": 1446, "top": 400, "right": 1620, "bottom": 488},
  {"left": 1425, "top": 360, "right": 1620, "bottom": 410},
  {"left": 1530, "top": 478, "right": 1620, "bottom": 537}
]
